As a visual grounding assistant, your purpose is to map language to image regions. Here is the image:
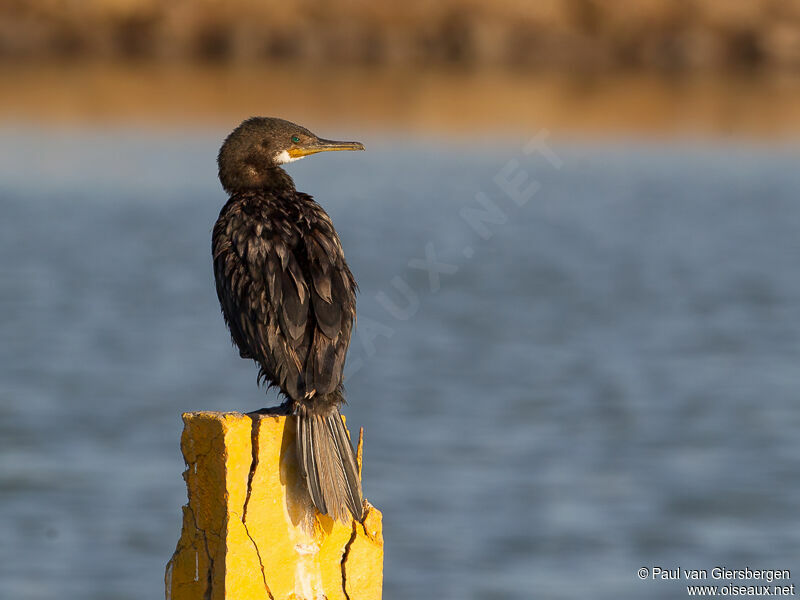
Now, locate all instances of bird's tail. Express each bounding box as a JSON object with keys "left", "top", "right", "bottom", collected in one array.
[{"left": 296, "top": 401, "right": 363, "bottom": 523}]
